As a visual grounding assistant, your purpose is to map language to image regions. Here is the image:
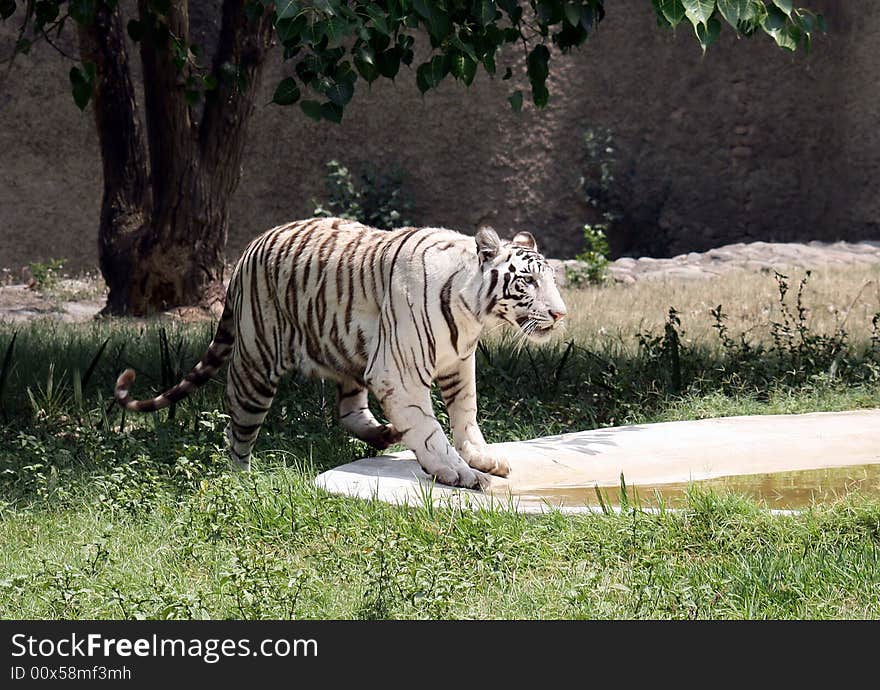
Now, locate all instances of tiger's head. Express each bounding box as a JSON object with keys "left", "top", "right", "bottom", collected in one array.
[{"left": 475, "top": 227, "right": 567, "bottom": 342}]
